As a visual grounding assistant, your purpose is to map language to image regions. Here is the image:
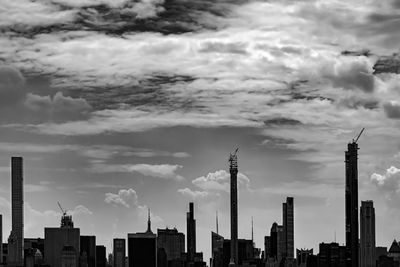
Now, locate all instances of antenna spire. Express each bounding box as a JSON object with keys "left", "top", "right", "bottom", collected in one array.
[
  {"left": 216, "top": 211, "right": 219, "bottom": 234},
  {"left": 251, "top": 216, "right": 254, "bottom": 242},
  {"left": 146, "top": 208, "right": 152, "bottom": 233}
]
